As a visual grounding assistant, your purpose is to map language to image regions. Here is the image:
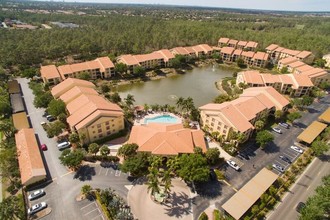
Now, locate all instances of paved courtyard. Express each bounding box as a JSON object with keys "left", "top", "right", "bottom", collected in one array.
[{"left": 128, "top": 178, "right": 193, "bottom": 220}]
